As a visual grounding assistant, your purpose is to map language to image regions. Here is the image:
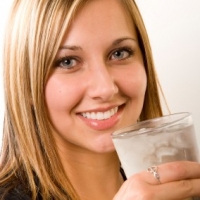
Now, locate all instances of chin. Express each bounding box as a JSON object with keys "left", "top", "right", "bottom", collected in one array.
[{"left": 91, "top": 143, "right": 116, "bottom": 154}]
